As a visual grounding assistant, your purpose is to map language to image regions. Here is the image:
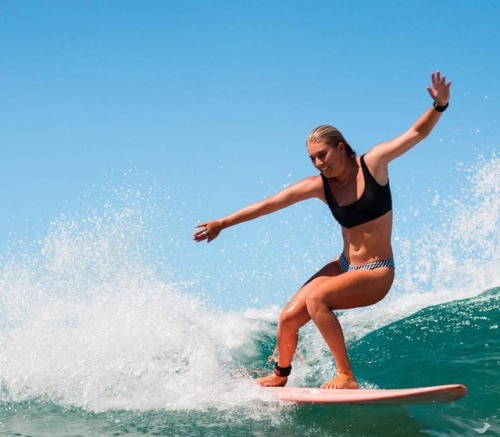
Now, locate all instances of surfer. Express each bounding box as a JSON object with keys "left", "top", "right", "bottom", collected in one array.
[{"left": 193, "top": 71, "right": 451, "bottom": 389}]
